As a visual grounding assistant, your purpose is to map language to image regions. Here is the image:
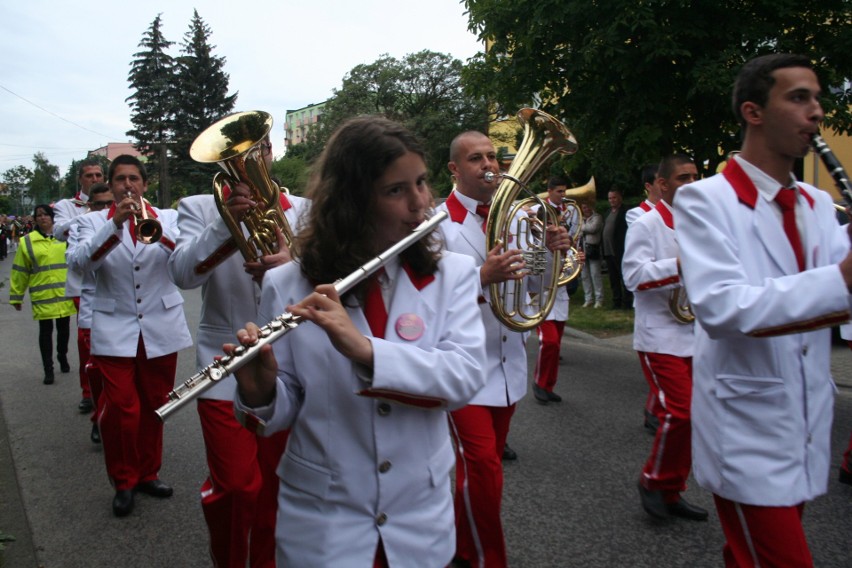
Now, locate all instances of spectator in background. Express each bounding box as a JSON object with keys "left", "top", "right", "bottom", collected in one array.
[
  {"left": 9, "top": 204, "right": 77, "bottom": 384},
  {"left": 626, "top": 163, "right": 662, "bottom": 226},
  {"left": 602, "top": 188, "right": 631, "bottom": 309},
  {"left": 580, "top": 202, "right": 603, "bottom": 308}
]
